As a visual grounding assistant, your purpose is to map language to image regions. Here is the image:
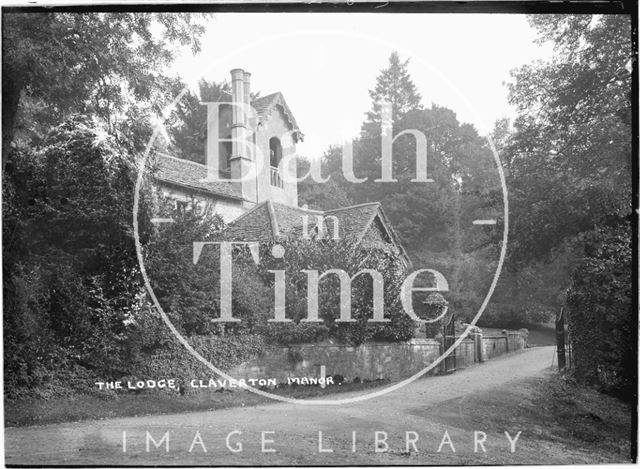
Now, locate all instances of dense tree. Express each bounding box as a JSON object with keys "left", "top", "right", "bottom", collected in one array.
[
  {"left": 299, "top": 52, "right": 503, "bottom": 323},
  {"left": 3, "top": 119, "right": 155, "bottom": 396},
  {"left": 143, "top": 196, "right": 277, "bottom": 339},
  {"left": 505, "top": 14, "right": 632, "bottom": 264},
  {"left": 502, "top": 14, "right": 633, "bottom": 390},
  {"left": 2, "top": 12, "right": 207, "bottom": 158},
  {"left": 363, "top": 51, "right": 423, "bottom": 136},
  {"left": 566, "top": 224, "right": 633, "bottom": 396},
  {"left": 297, "top": 152, "right": 353, "bottom": 210},
  {"left": 2, "top": 12, "right": 209, "bottom": 397},
  {"left": 167, "top": 78, "right": 232, "bottom": 164}
]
